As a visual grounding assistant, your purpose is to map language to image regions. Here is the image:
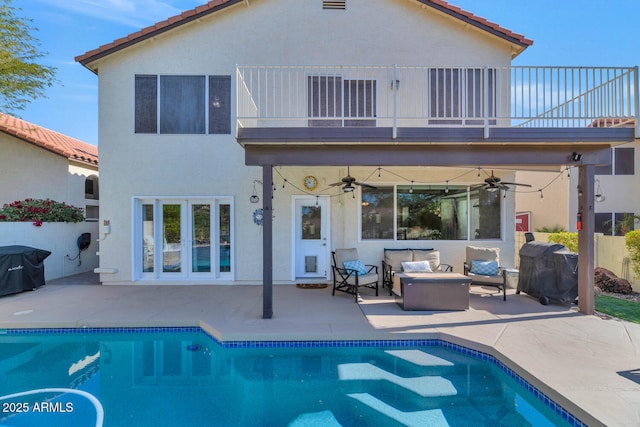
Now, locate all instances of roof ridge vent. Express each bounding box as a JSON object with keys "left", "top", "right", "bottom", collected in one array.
[{"left": 323, "top": 1, "right": 346, "bottom": 10}]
